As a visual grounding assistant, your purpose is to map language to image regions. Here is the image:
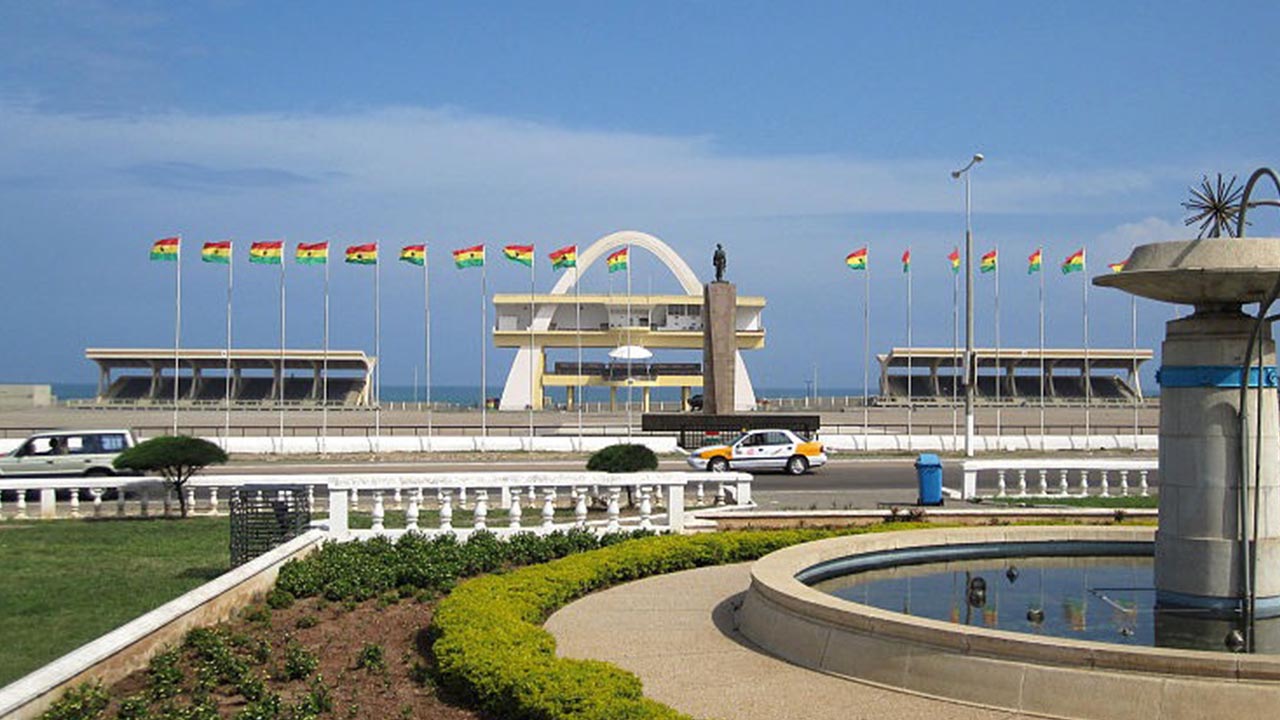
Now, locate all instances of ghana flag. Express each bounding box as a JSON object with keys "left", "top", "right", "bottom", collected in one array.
[
  {"left": 150, "top": 237, "right": 180, "bottom": 261},
  {"left": 948, "top": 248, "right": 960, "bottom": 274},
  {"left": 503, "top": 244, "right": 534, "bottom": 267},
  {"left": 400, "top": 244, "right": 426, "bottom": 266},
  {"left": 296, "top": 242, "right": 329, "bottom": 265},
  {"left": 453, "top": 245, "right": 485, "bottom": 269},
  {"left": 901, "top": 249, "right": 911, "bottom": 273},
  {"left": 549, "top": 245, "right": 577, "bottom": 270},
  {"left": 846, "top": 247, "right": 867, "bottom": 270},
  {"left": 1062, "top": 249, "right": 1085, "bottom": 274},
  {"left": 250, "top": 241, "right": 284, "bottom": 264},
  {"left": 1108, "top": 259, "right": 1127, "bottom": 273},
  {"left": 980, "top": 249, "right": 998, "bottom": 273},
  {"left": 607, "top": 247, "right": 628, "bottom": 273},
  {"left": 1028, "top": 249, "right": 1043, "bottom": 274},
  {"left": 345, "top": 243, "right": 378, "bottom": 264},
  {"left": 201, "top": 241, "right": 231, "bottom": 264}
]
